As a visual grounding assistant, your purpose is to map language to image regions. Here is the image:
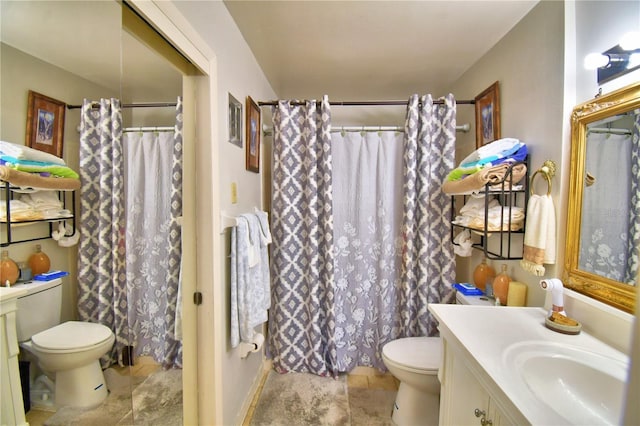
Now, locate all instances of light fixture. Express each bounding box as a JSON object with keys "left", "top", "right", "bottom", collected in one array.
[
  {"left": 628, "top": 52, "right": 640, "bottom": 70},
  {"left": 619, "top": 31, "right": 640, "bottom": 51},
  {"left": 584, "top": 30, "right": 640, "bottom": 84},
  {"left": 584, "top": 53, "right": 609, "bottom": 70}
]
